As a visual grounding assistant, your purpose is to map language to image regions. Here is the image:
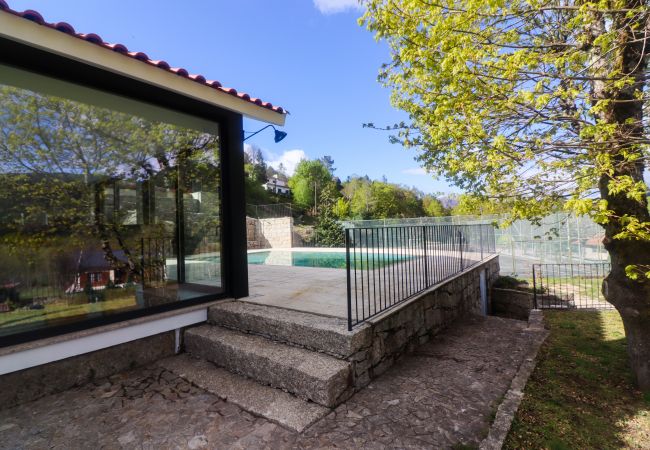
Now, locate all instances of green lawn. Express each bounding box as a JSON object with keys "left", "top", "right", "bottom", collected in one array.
[
  {"left": 0, "top": 291, "right": 137, "bottom": 329},
  {"left": 504, "top": 311, "right": 650, "bottom": 449}
]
